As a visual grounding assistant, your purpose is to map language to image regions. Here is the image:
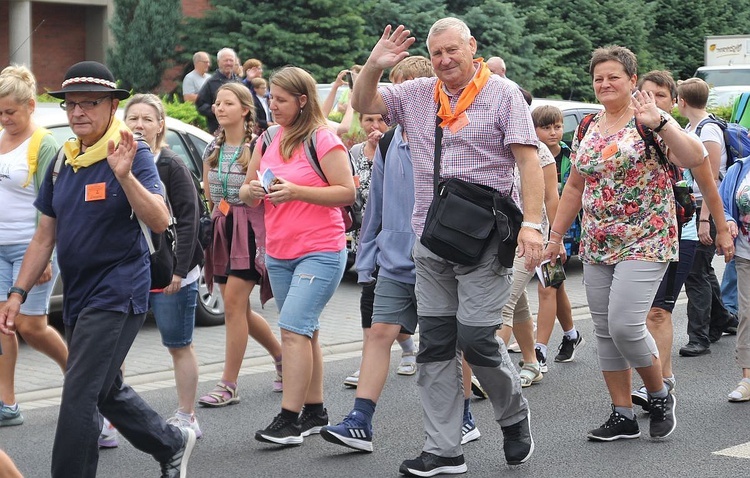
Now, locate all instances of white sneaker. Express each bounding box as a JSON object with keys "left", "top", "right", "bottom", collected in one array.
[
  {"left": 344, "top": 369, "right": 360, "bottom": 388},
  {"left": 507, "top": 341, "right": 522, "bottom": 353},
  {"left": 98, "top": 417, "right": 119, "bottom": 448},
  {"left": 167, "top": 411, "right": 203, "bottom": 439}
]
